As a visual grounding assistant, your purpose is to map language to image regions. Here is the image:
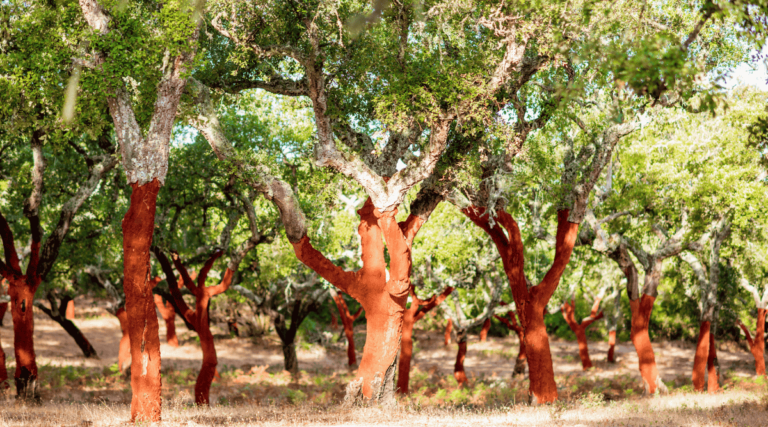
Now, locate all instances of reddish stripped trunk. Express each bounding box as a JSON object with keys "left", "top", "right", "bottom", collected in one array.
[
  {"left": 465, "top": 207, "right": 578, "bottom": 403},
  {"left": 479, "top": 318, "right": 491, "bottom": 342},
  {"left": 738, "top": 308, "right": 766, "bottom": 376},
  {"left": 331, "top": 293, "right": 362, "bottom": 366},
  {"left": 123, "top": 180, "right": 162, "bottom": 422},
  {"left": 115, "top": 308, "right": 131, "bottom": 373},
  {"left": 454, "top": 338, "right": 468, "bottom": 386},
  {"left": 630, "top": 295, "right": 660, "bottom": 394},
  {"left": 444, "top": 319, "right": 452, "bottom": 346},
  {"left": 692, "top": 321, "right": 719, "bottom": 393},
  {"left": 397, "top": 285, "right": 453, "bottom": 394},
  {"left": 154, "top": 295, "right": 179, "bottom": 347},
  {"left": 292, "top": 199, "right": 423, "bottom": 401},
  {"left": 0, "top": 336, "right": 6, "bottom": 389},
  {"left": 10, "top": 280, "right": 39, "bottom": 399},
  {"left": 561, "top": 299, "right": 603, "bottom": 370},
  {"left": 65, "top": 300, "right": 75, "bottom": 320},
  {"left": 607, "top": 330, "right": 617, "bottom": 363},
  {"left": 0, "top": 302, "right": 6, "bottom": 326},
  {"left": 495, "top": 310, "right": 527, "bottom": 376}
]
